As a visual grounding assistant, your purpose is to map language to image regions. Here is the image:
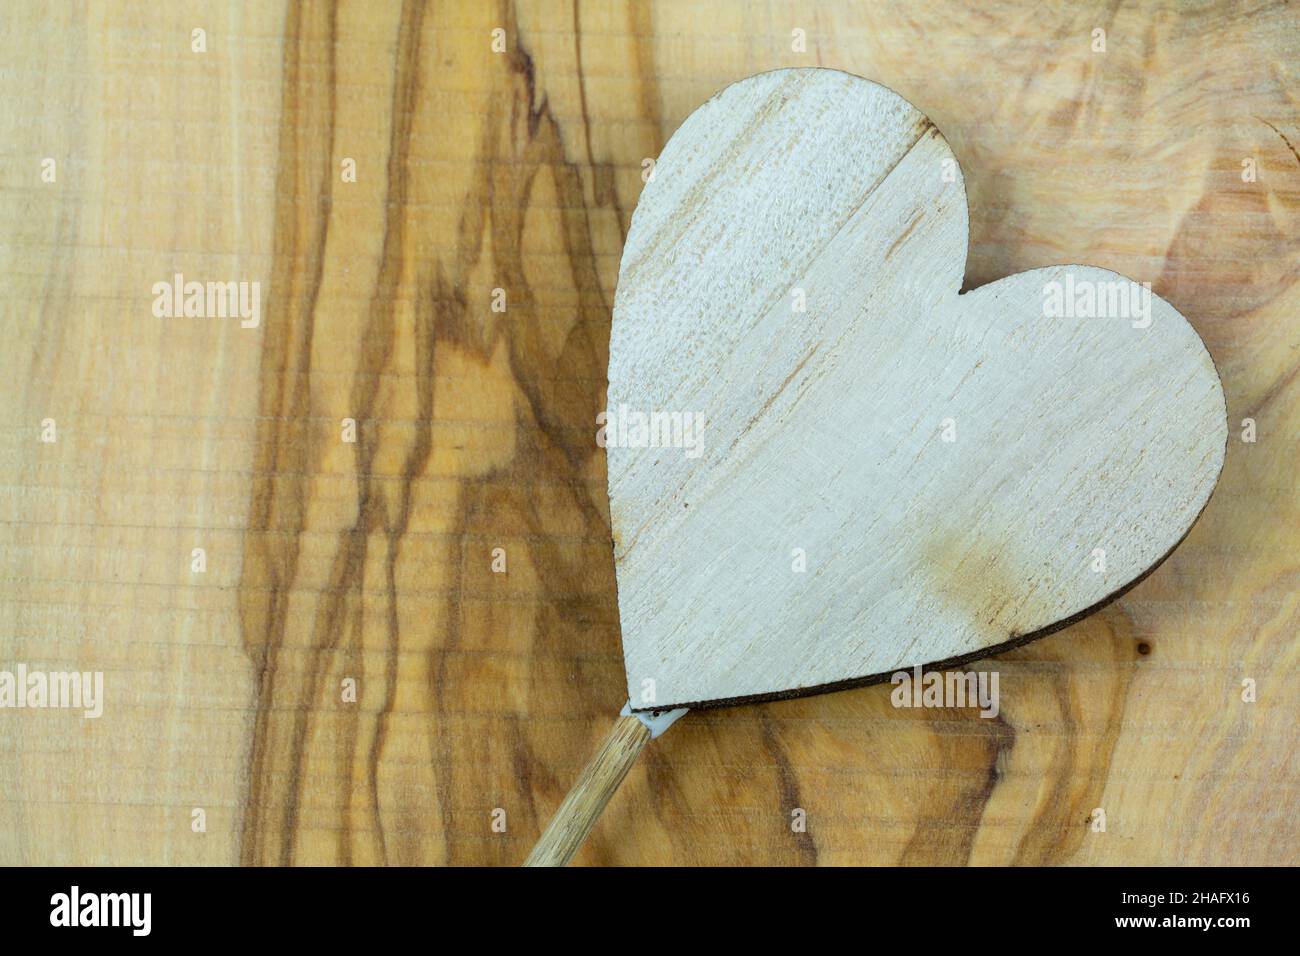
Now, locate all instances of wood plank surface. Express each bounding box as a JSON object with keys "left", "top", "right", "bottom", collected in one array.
[{"left": 0, "top": 0, "right": 1296, "bottom": 866}]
